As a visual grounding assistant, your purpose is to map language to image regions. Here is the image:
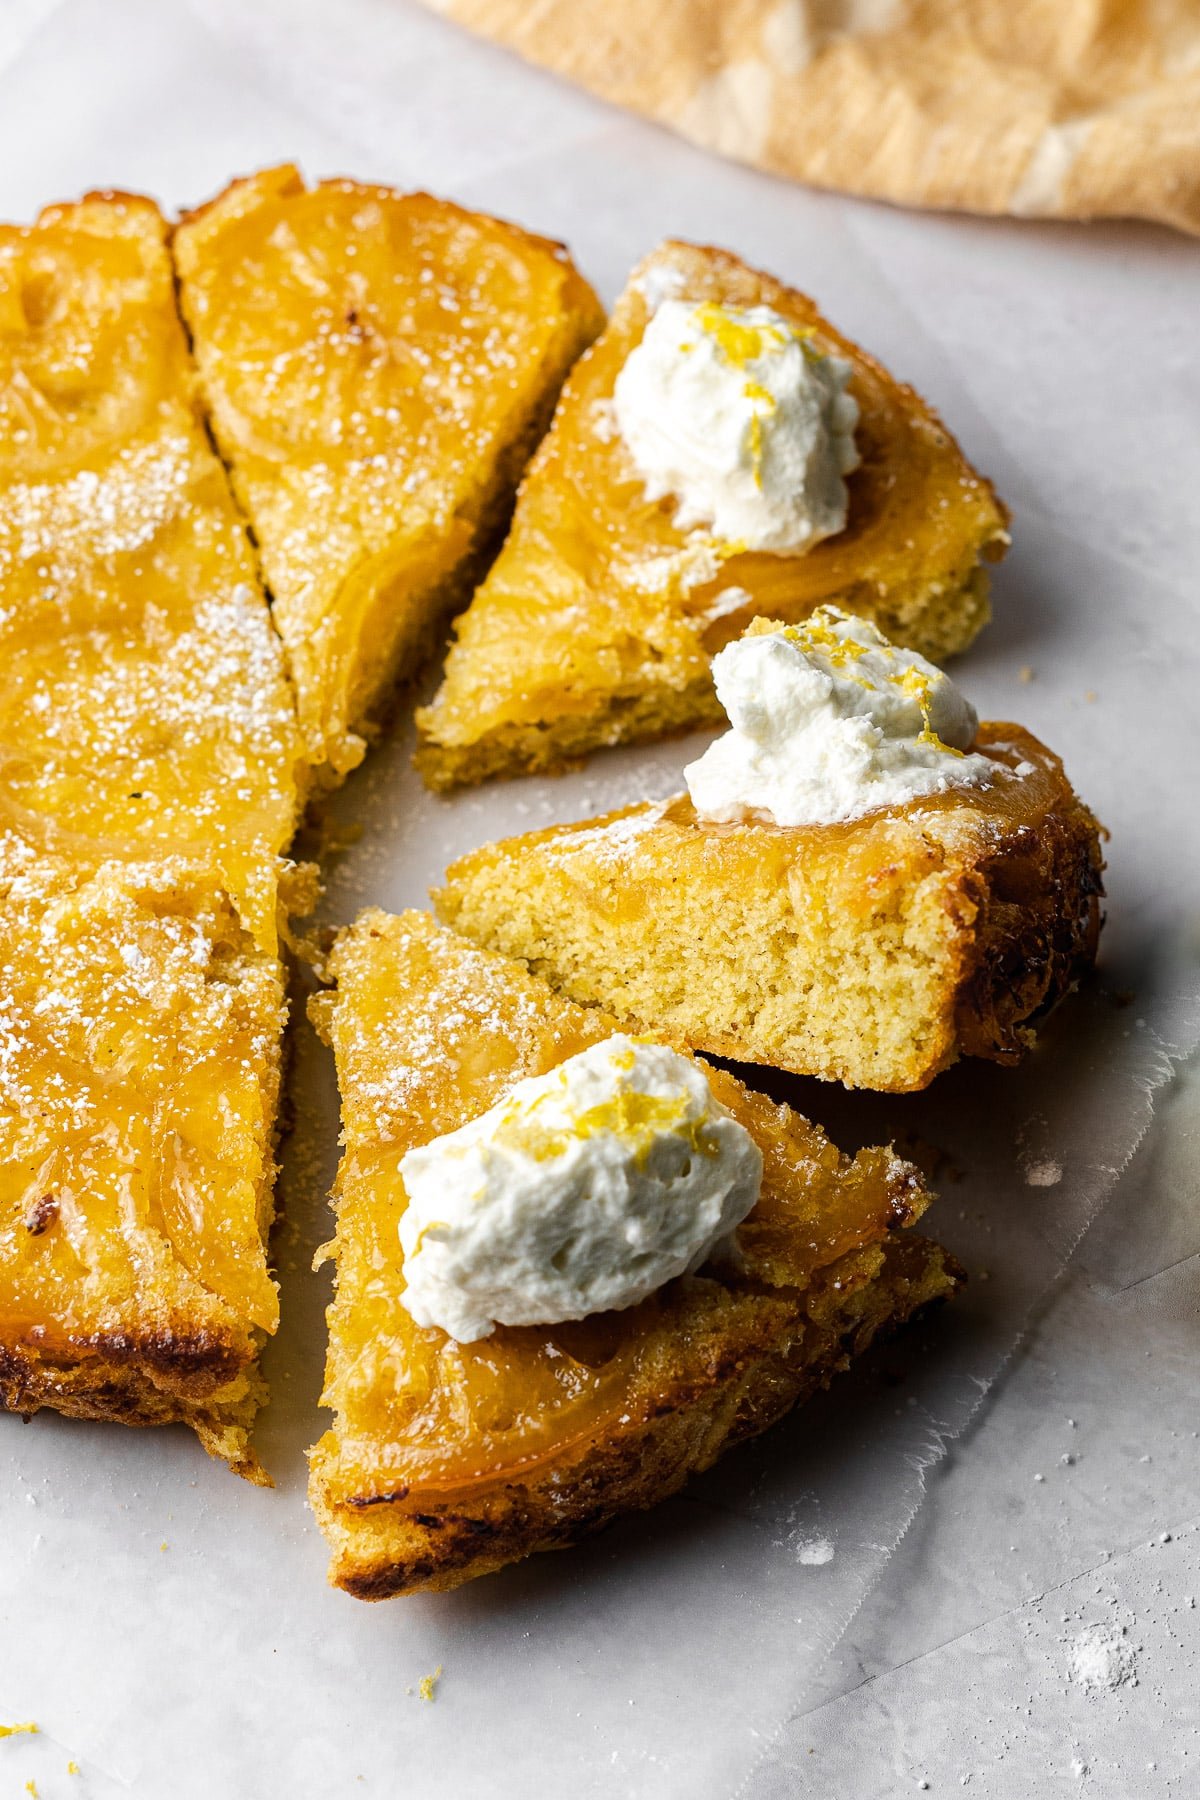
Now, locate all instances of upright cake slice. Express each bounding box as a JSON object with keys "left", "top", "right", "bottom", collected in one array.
[
  {"left": 0, "top": 844, "right": 295, "bottom": 1482},
  {"left": 0, "top": 189, "right": 303, "bottom": 947},
  {"left": 415, "top": 238, "right": 1009, "bottom": 790},
  {"left": 438, "top": 614, "right": 1104, "bottom": 1092},
  {"left": 175, "top": 165, "right": 604, "bottom": 779},
  {"left": 308, "top": 910, "right": 959, "bottom": 1598}
]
